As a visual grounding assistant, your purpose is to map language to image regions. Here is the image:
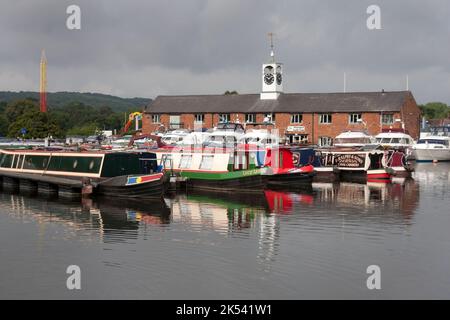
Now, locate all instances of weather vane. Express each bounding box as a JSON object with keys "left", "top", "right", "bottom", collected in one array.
[{"left": 268, "top": 32, "right": 275, "bottom": 62}]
